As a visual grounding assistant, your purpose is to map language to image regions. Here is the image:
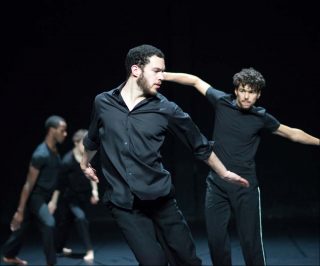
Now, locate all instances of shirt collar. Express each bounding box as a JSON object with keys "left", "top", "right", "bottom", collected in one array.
[{"left": 112, "top": 82, "right": 161, "bottom": 100}]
